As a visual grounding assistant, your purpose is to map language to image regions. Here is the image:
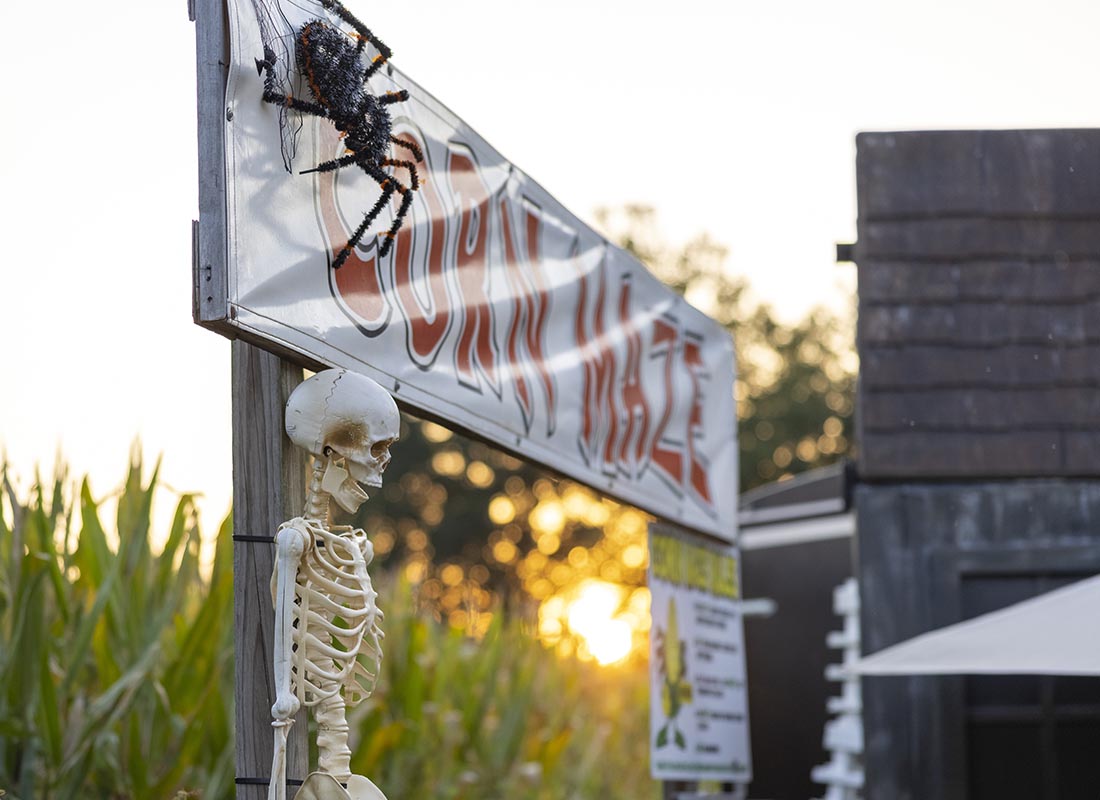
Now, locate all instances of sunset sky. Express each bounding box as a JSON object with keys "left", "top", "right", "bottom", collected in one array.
[{"left": 2, "top": 0, "right": 1098, "bottom": 529}]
